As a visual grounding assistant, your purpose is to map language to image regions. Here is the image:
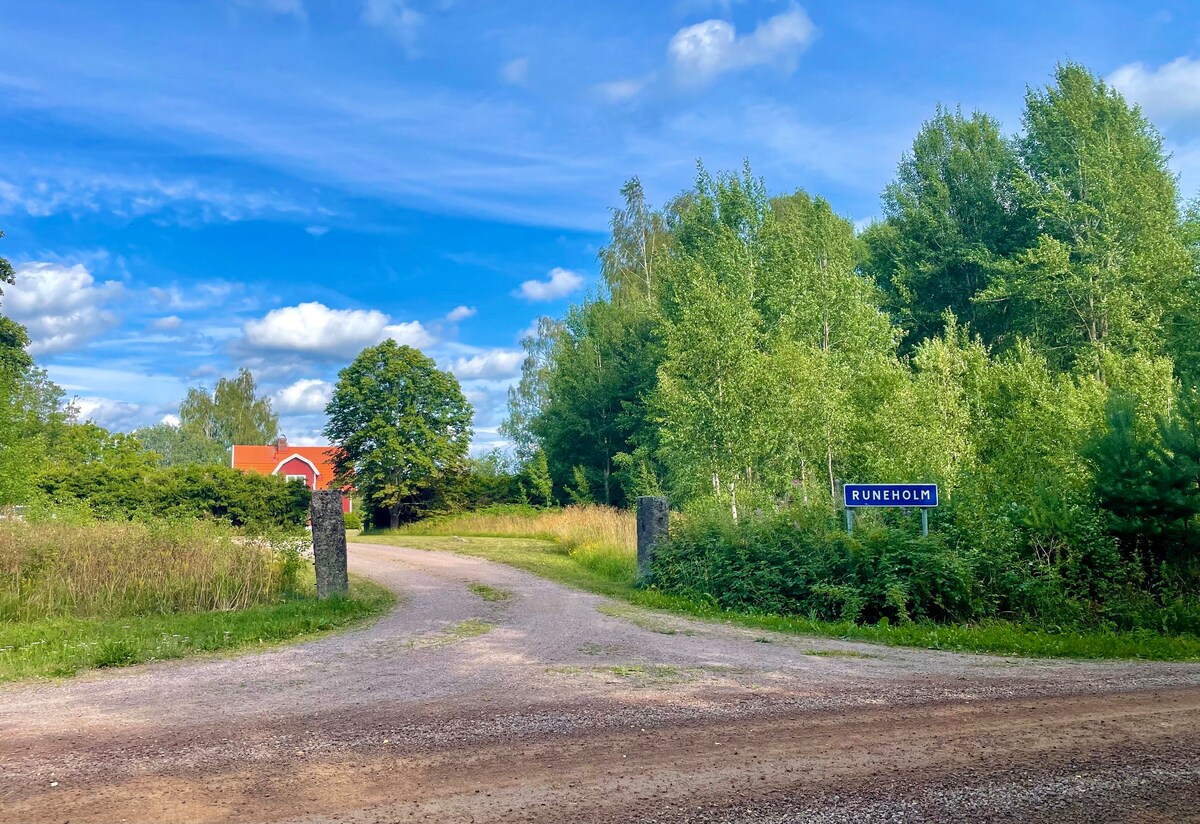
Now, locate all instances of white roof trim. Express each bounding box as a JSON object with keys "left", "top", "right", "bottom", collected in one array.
[{"left": 272, "top": 453, "right": 321, "bottom": 477}]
